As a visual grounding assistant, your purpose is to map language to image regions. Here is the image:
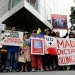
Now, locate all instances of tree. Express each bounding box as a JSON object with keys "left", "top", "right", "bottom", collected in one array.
[{"left": 69, "top": 5, "right": 75, "bottom": 31}]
